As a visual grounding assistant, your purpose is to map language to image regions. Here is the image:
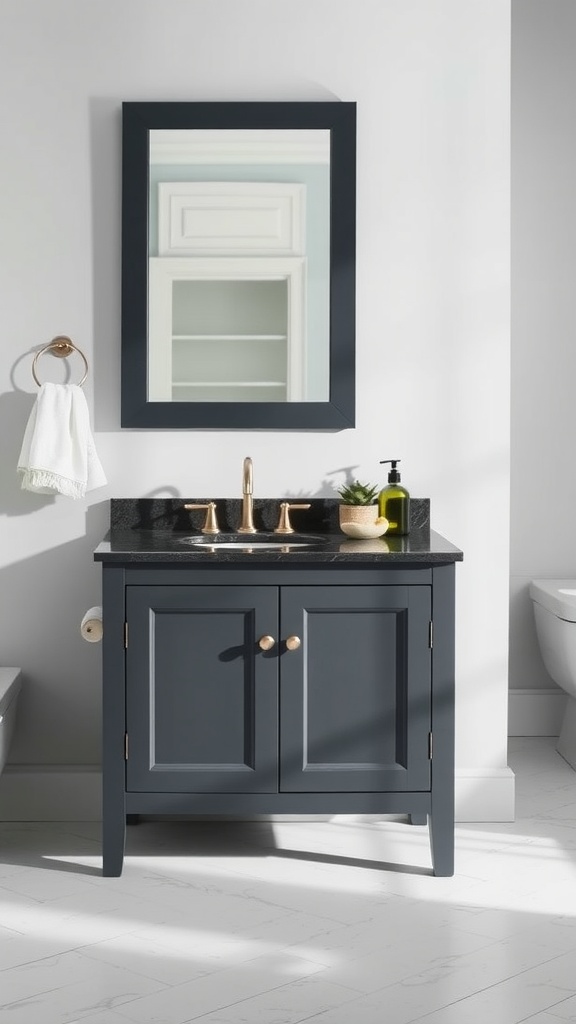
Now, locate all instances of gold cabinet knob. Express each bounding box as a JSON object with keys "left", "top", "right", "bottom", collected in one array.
[
  {"left": 285, "top": 635, "right": 301, "bottom": 651},
  {"left": 258, "top": 635, "right": 276, "bottom": 651}
]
